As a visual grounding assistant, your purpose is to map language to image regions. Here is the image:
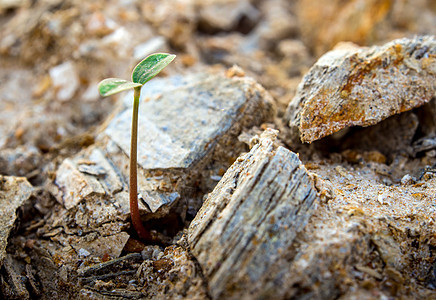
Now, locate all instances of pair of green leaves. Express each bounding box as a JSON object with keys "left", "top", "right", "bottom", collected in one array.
[{"left": 98, "top": 53, "right": 176, "bottom": 97}]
